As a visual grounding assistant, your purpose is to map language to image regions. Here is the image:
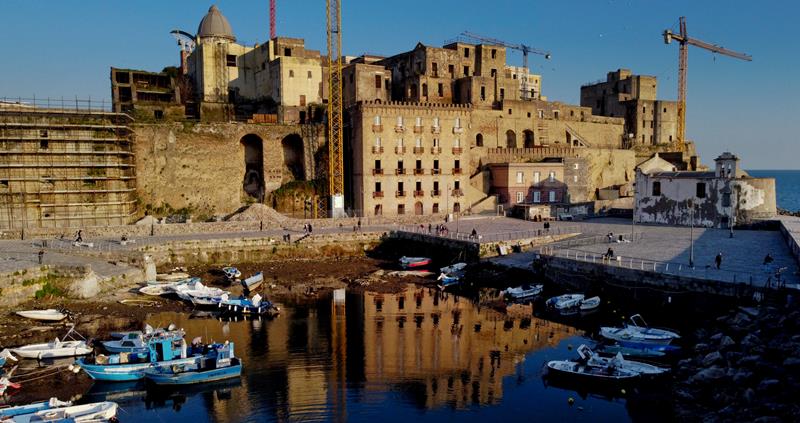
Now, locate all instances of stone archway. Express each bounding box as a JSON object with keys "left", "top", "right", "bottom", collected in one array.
[
  {"left": 506, "top": 130, "right": 517, "bottom": 148},
  {"left": 523, "top": 130, "right": 535, "bottom": 148},
  {"left": 281, "top": 134, "right": 305, "bottom": 181},
  {"left": 241, "top": 134, "right": 264, "bottom": 200}
]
